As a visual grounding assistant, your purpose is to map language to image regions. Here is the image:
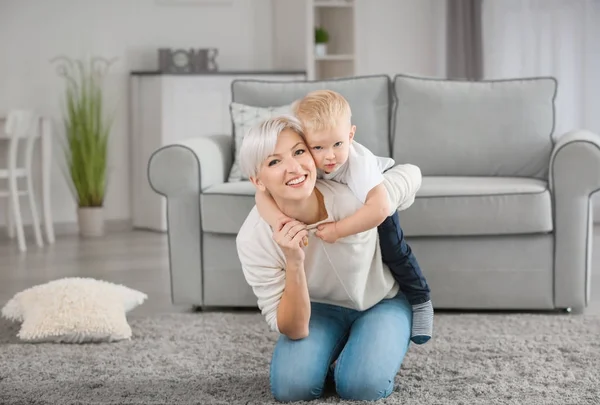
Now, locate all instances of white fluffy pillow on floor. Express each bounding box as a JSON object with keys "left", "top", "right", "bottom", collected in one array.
[{"left": 1, "top": 277, "right": 147, "bottom": 343}]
